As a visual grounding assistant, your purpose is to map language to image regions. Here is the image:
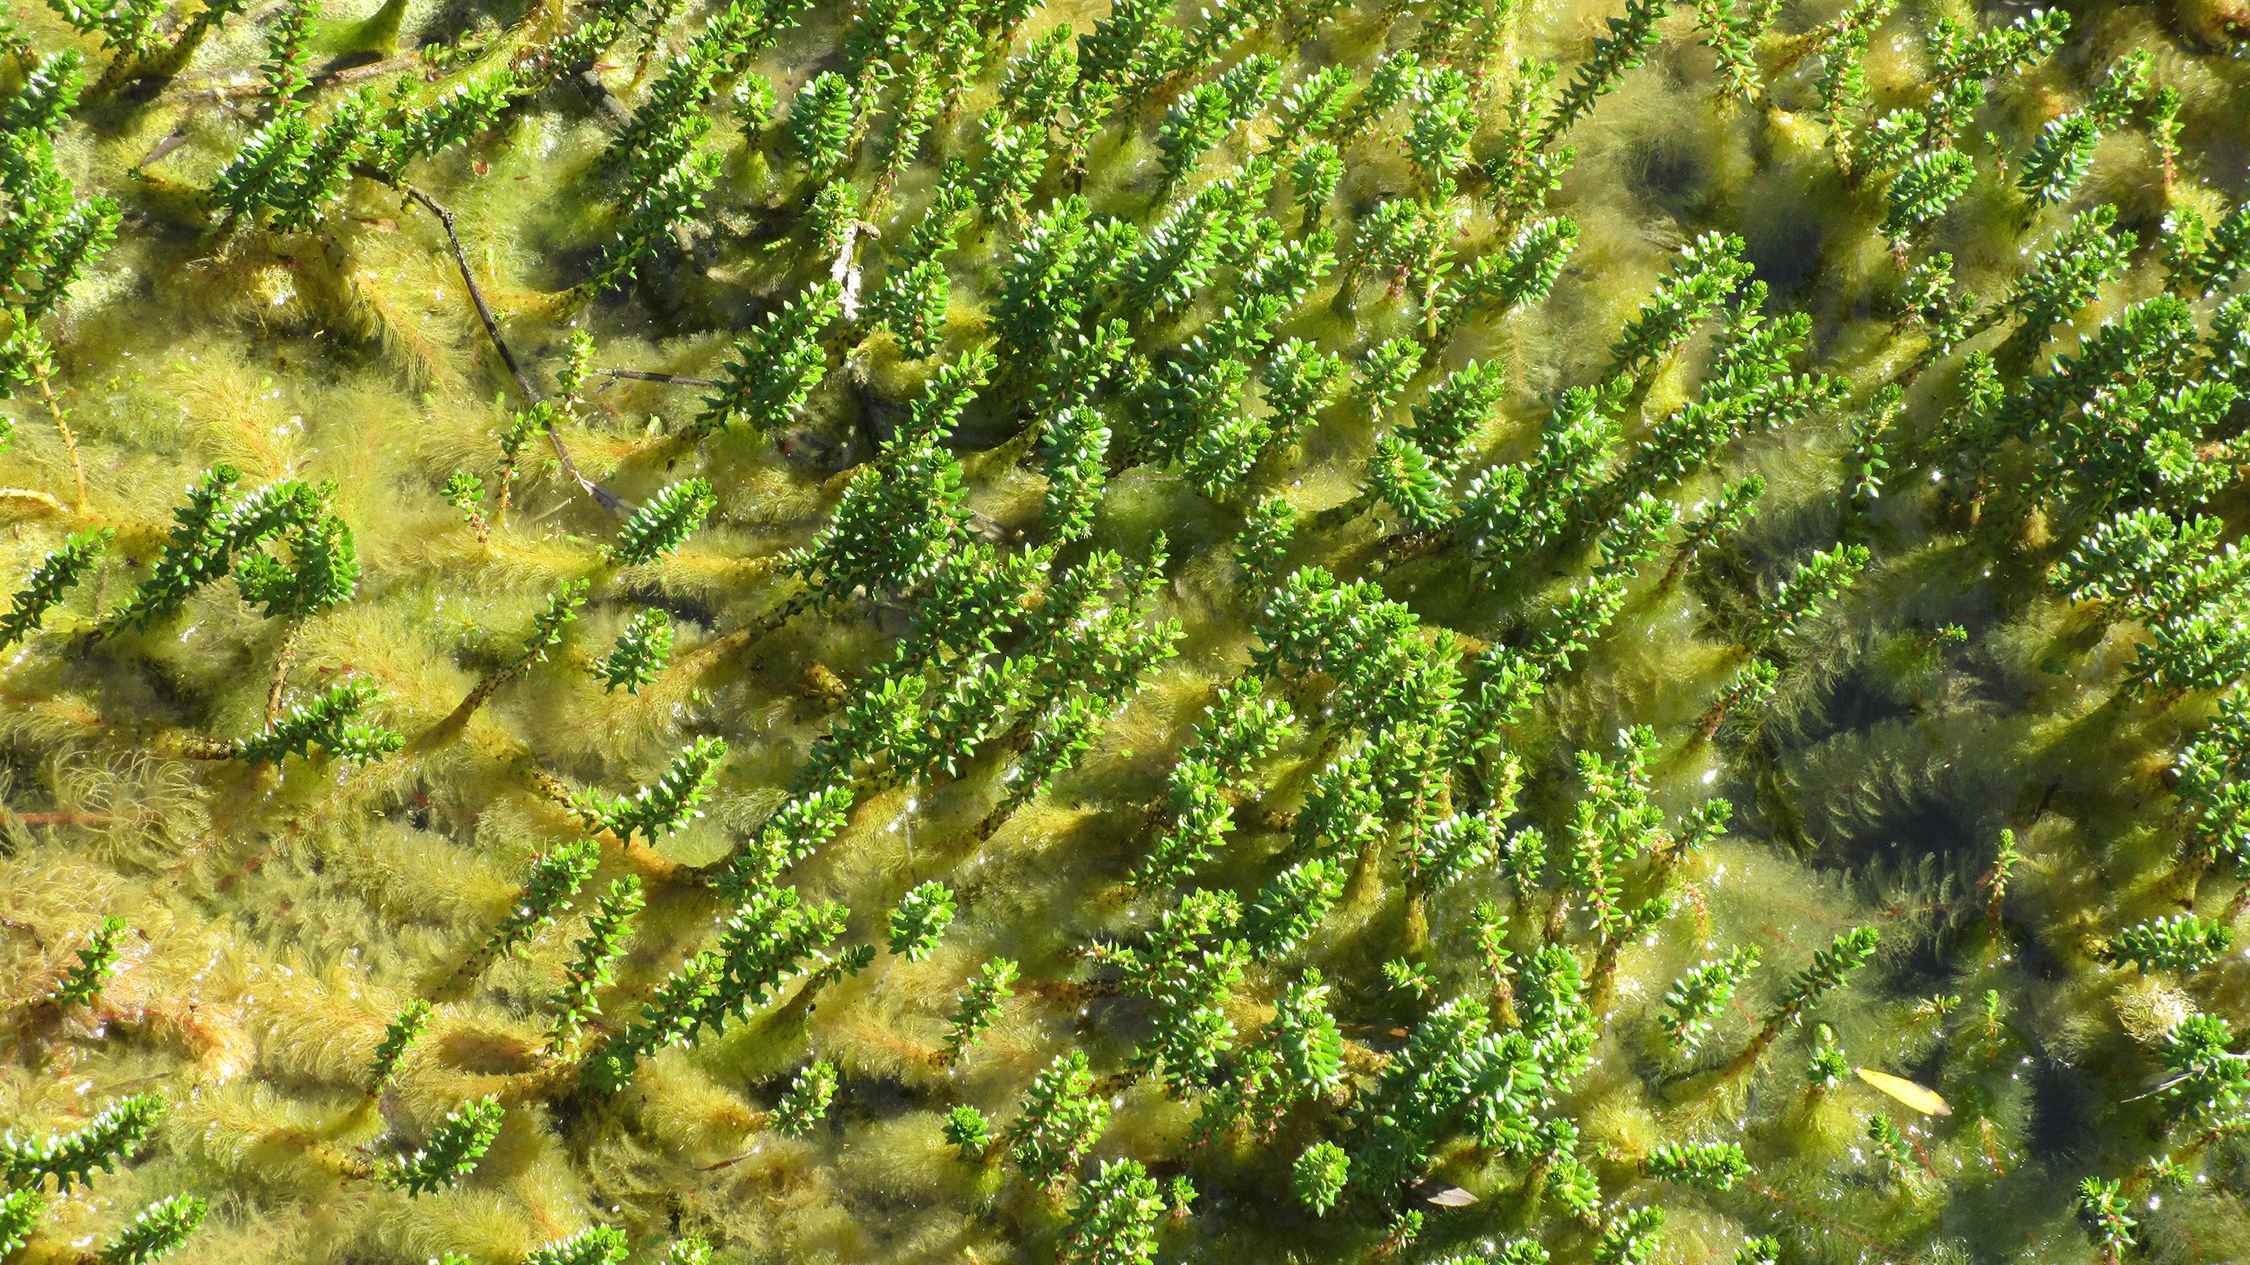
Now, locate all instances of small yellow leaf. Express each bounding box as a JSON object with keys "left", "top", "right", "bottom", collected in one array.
[
  {"left": 1855, "top": 1067, "right": 1952, "bottom": 1116},
  {"left": 1424, "top": 1187, "right": 1478, "bottom": 1207}
]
